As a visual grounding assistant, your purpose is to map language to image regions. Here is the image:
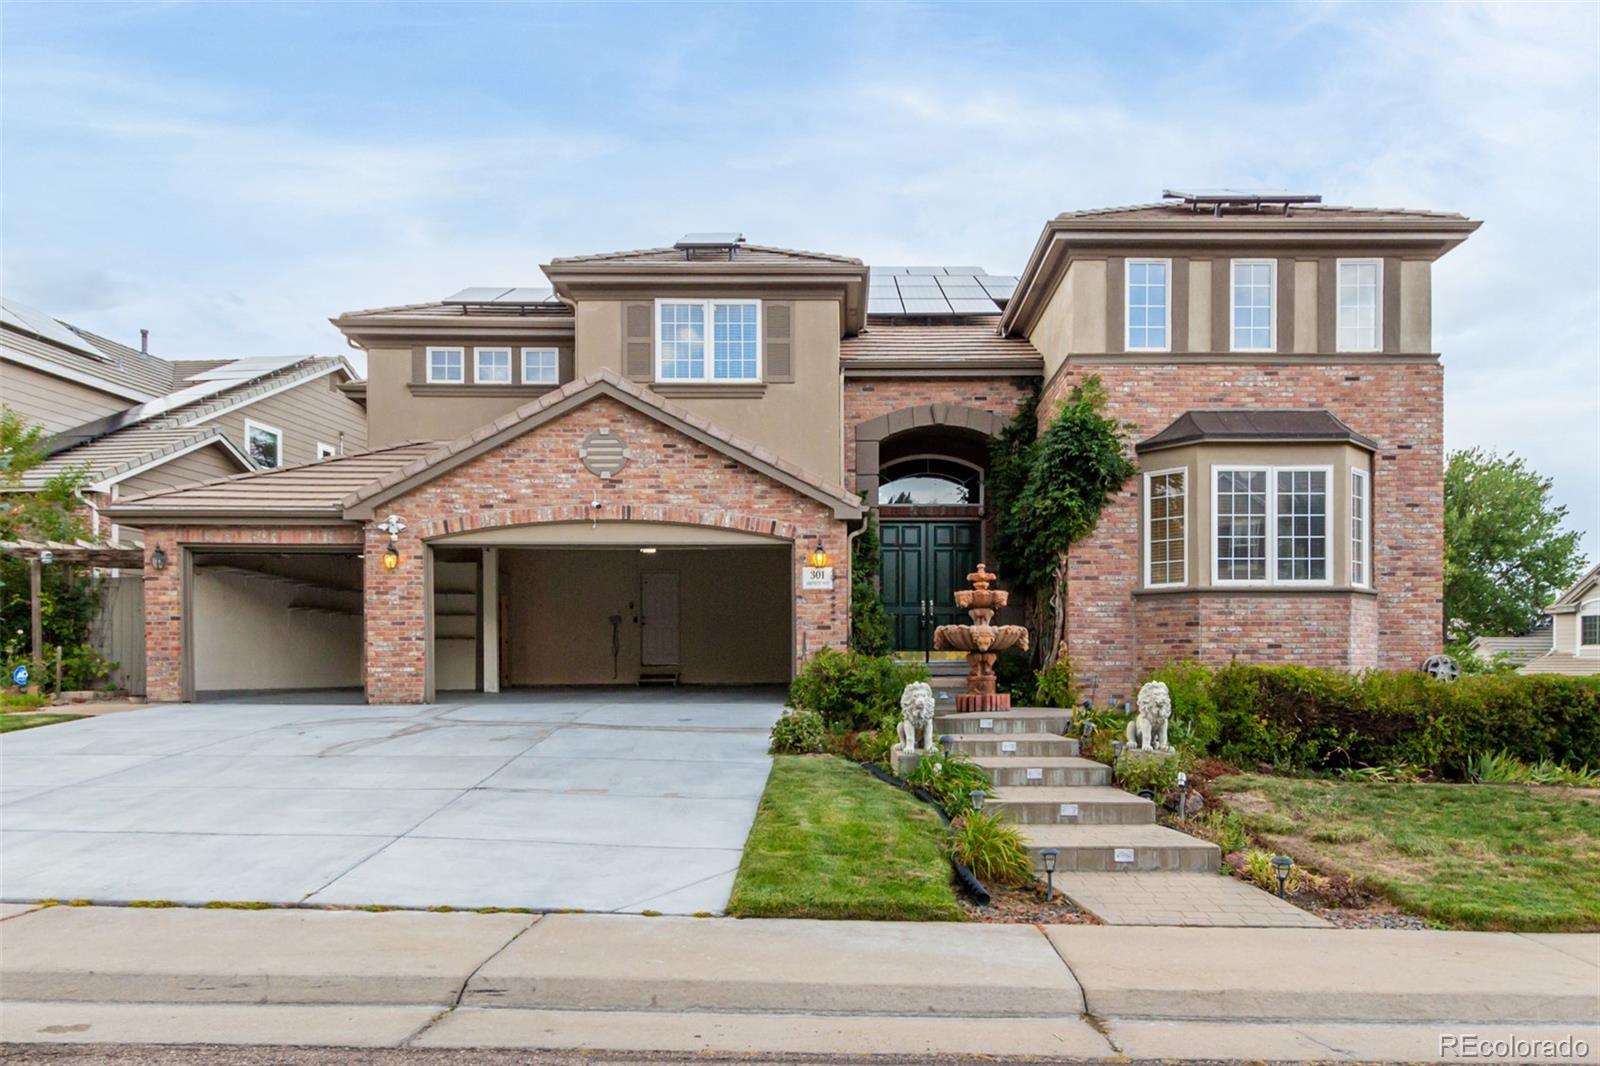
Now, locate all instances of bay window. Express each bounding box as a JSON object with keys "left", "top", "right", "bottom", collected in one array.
[
  {"left": 656, "top": 299, "right": 761, "bottom": 381},
  {"left": 1351, "top": 468, "right": 1369, "bottom": 587},
  {"left": 1144, "top": 469, "right": 1187, "bottom": 587},
  {"left": 1213, "top": 465, "right": 1332, "bottom": 585}
]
